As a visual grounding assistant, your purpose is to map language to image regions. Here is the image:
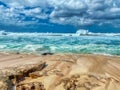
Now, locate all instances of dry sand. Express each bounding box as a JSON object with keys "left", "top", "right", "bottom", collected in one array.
[{"left": 0, "top": 53, "right": 120, "bottom": 90}]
